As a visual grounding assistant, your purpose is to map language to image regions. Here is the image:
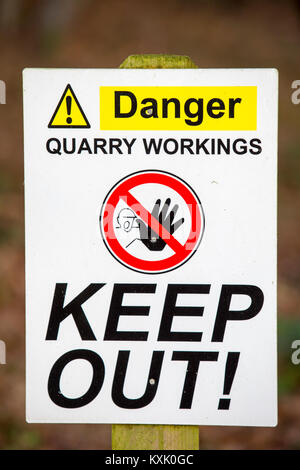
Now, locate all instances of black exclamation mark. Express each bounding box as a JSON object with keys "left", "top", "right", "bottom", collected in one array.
[
  {"left": 66, "top": 96, "right": 72, "bottom": 124},
  {"left": 218, "top": 352, "right": 240, "bottom": 410}
]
